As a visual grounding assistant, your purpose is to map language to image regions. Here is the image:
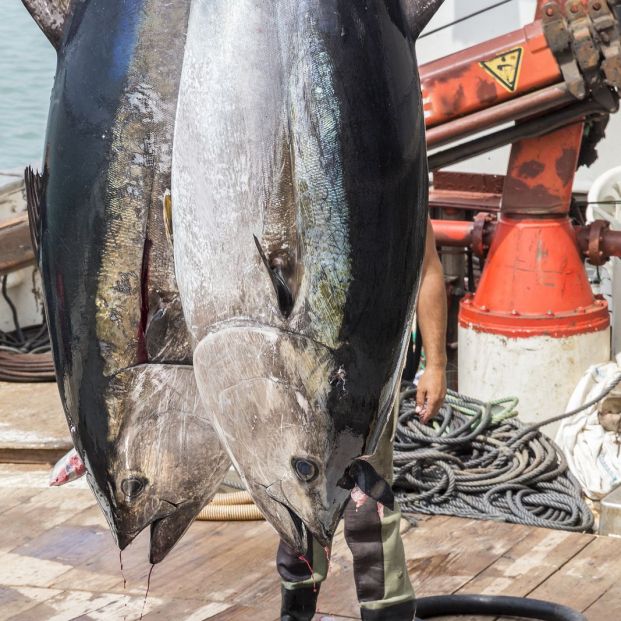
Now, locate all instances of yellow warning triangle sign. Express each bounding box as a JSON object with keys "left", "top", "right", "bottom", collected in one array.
[{"left": 480, "top": 47, "right": 523, "bottom": 92}]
